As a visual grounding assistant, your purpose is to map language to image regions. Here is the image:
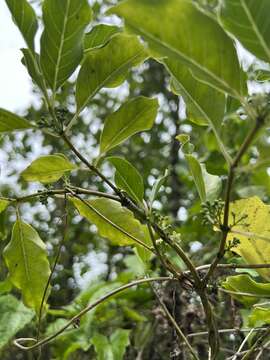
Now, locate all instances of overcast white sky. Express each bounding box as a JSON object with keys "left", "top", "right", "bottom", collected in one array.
[{"left": 0, "top": 2, "right": 35, "bottom": 112}]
